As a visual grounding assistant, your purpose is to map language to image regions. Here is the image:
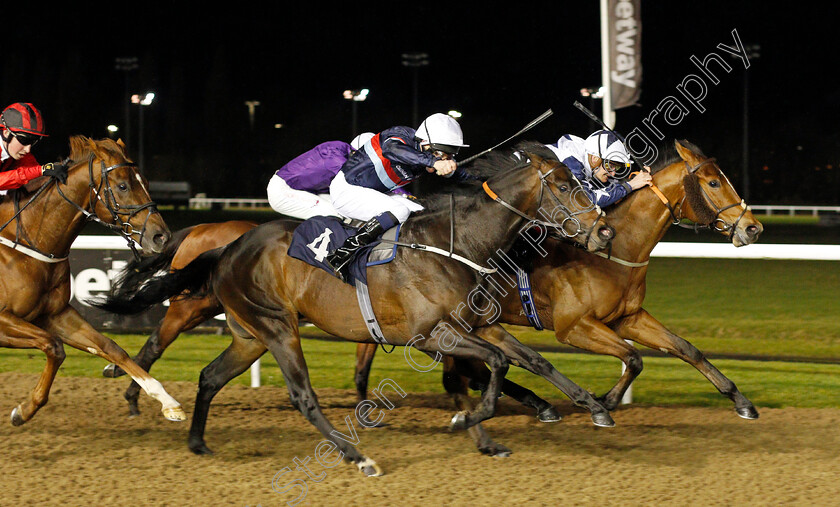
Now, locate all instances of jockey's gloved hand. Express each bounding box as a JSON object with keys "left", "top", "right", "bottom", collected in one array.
[{"left": 41, "top": 161, "right": 69, "bottom": 184}]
